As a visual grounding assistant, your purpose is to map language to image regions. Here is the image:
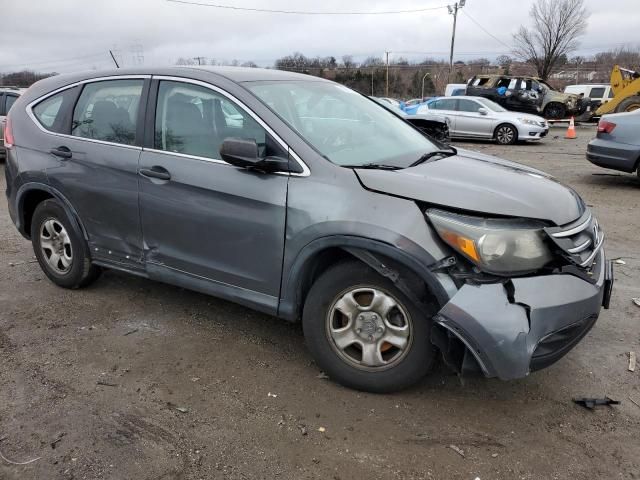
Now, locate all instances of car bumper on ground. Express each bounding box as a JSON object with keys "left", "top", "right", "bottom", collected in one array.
[
  {"left": 517, "top": 125, "right": 548, "bottom": 141},
  {"left": 587, "top": 138, "right": 640, "bottom": 173},
  {"left": 434, "top": 250, "right": 612, "bottom": 380}
]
